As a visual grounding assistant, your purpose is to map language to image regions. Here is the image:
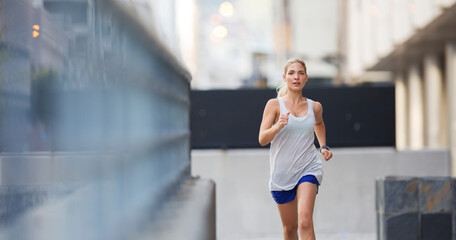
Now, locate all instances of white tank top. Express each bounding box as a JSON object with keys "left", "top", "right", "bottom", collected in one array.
[{"left": 269, "top": 97, "right": 323, "bottom": 191}]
